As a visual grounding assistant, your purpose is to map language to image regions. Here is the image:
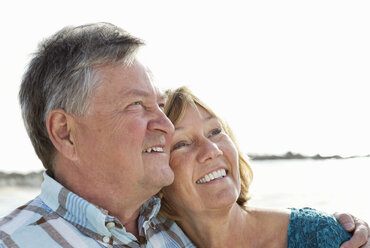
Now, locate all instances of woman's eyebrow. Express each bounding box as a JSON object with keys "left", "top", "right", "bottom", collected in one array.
[
  {"left": 175, "top": 115, "right": 216, "bottom": 131},
  {"left": 175, "top": 126, "right": 185, "bottom": 131}
]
